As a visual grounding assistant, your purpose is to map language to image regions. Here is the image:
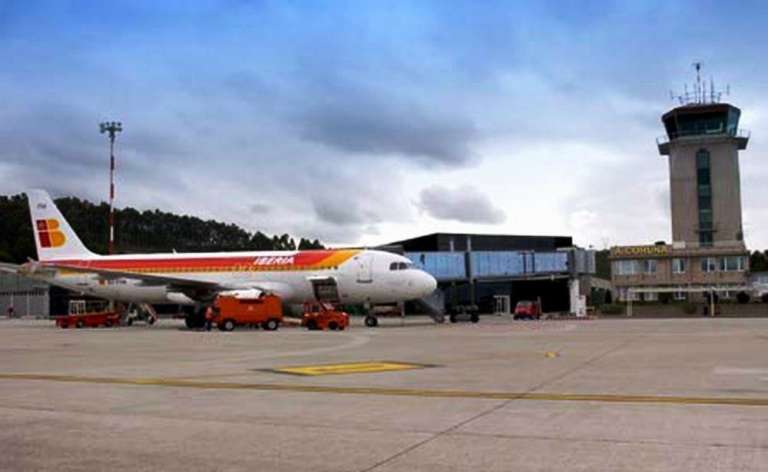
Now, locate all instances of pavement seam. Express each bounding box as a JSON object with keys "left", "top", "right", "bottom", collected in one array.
[
  {"left": 357, "top": 339, "right": 637, "bottom": 472},
  {"left": 442, "top": 430, "right": 768, "bottom": 451}
]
